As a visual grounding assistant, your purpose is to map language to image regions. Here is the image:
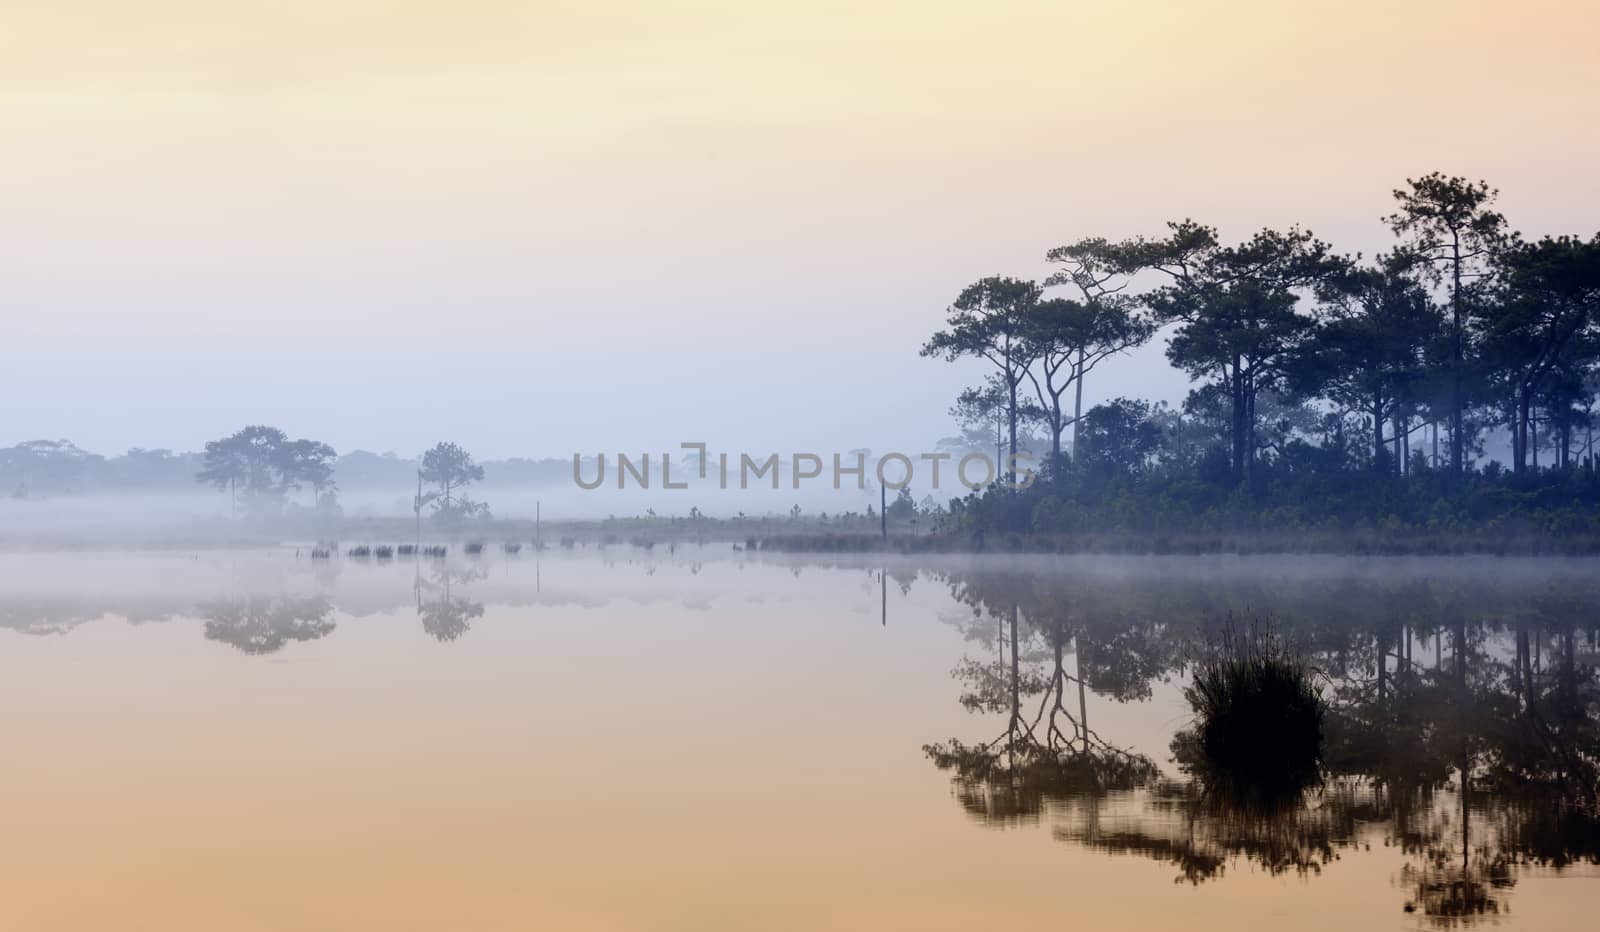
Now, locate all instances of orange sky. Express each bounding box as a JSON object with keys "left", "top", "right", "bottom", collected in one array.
[{"left": 2, "top": 1, "right": 1597, "bottom": 456}]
